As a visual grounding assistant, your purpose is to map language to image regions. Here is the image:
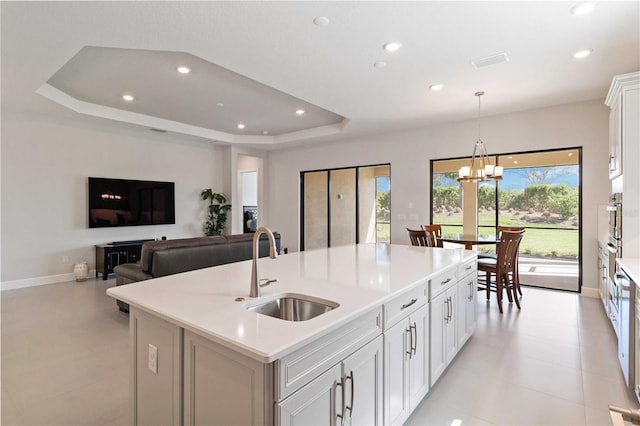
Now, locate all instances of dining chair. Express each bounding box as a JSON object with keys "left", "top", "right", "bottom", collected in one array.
[
  {"left": 421, "top": 224, "right": 443, "bottom": 247},
  {"left": 407, "top": 228, "right": 433, "bottom": 247},
  {"left": 478, "top": 226, "right": 525, "bottom": 295},
  {"left": 477, "top": 229, "right": 524, "bottom": 313}
]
